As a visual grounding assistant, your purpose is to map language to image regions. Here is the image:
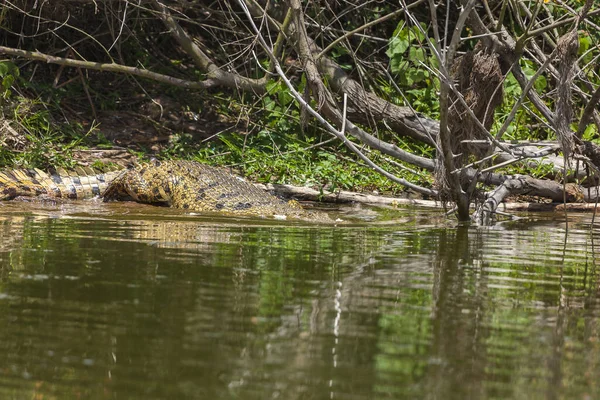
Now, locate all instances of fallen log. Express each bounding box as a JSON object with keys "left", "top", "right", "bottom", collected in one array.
[
  {"left": 258, "top": 181, "right": 600, "bottom": 215},
  {"left": 257, "top": 183, "right": 443, "bottom": 208}
]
